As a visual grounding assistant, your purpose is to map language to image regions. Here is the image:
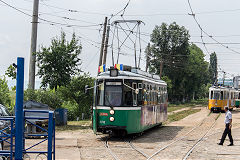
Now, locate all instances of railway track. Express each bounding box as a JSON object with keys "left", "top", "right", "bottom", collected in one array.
[
  {"left": 97, "top": 135, "right": 120, "bottom": 160},
  {"left": 96, "top": 111, "right": 225, "bottom": 160},
  {"left": 182, "top": 113, "right": 220, "bottom": 160},
  {"left": 126, "top": 139, "right": 151, "bottom": 159},
  {"left": 144, "top": 112, "right": 221, "bottom": 160}
]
